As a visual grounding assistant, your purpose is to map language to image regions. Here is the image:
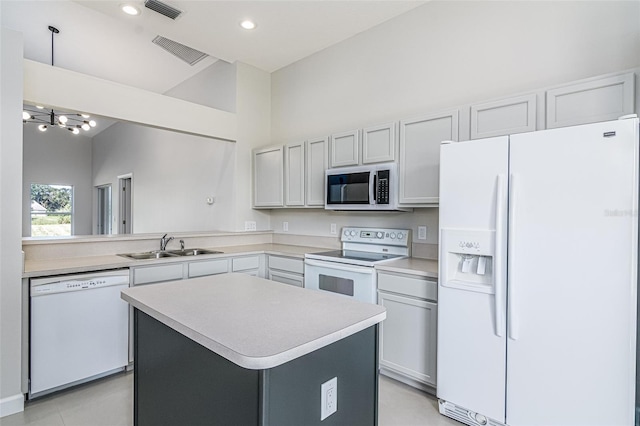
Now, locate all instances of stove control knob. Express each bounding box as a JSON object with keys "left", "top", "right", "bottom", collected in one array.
[
  {"left": 376, "top": 232, "right": 383, "bottom": 238},
  {"left": 397, "top": 233, "right": 404, "bottom": 240},
  {"left": 350, "top": 231, "right": 356, "bottom": 236},
  {"left": 390, "top": 232, "right": 396, "bottom": 239},
  {"left": 343, "top": 230, "right": 349, "bottom": 237}
]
